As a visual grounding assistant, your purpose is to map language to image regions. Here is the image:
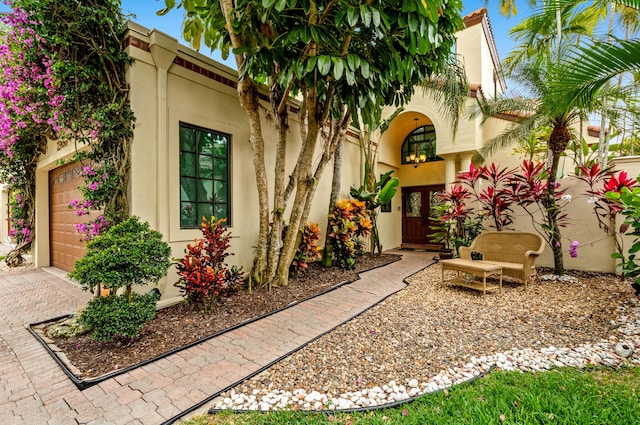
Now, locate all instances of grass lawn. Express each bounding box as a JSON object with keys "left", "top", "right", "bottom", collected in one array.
[{"left": 181, "top": 366, "right": 640, "bottom": 424}]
